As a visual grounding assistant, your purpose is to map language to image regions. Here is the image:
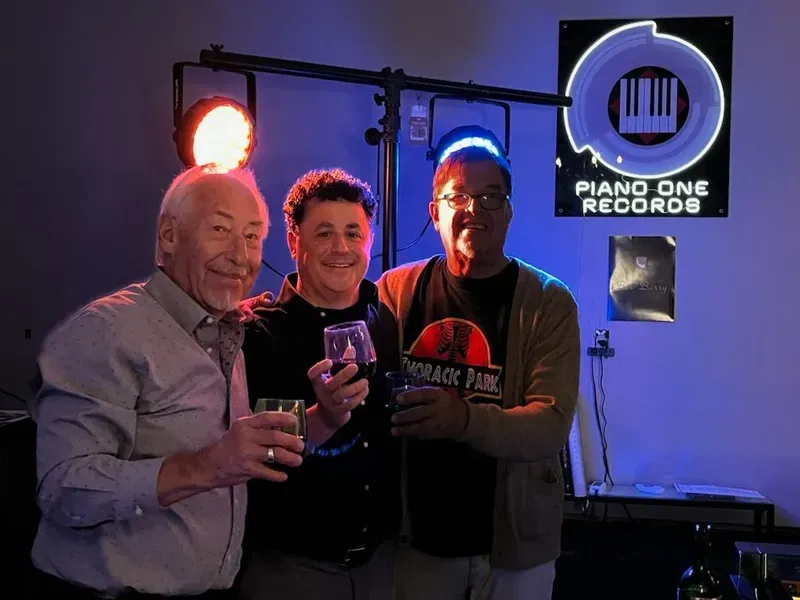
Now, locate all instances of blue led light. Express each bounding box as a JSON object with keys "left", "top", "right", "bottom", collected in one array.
[
  {"left": 433, "top": 125, "right": 506, "bottom": 167},
  {"left": 313, "top": 432, "right": 362, "bottom": 458},
  {"left": 438, "top": 136, "right": 501, "bottom": 164}
]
